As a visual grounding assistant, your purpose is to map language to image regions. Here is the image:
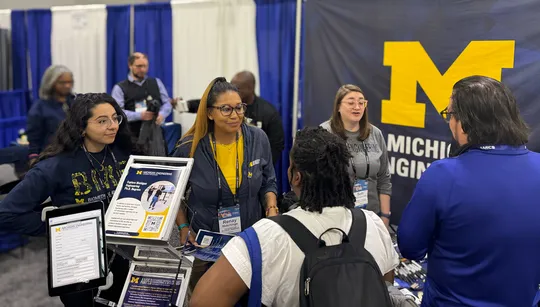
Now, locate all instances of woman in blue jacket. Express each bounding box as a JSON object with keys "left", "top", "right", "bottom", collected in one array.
[
  {"left": 398, "top": 76, "right": 540, "bottom": 307},
  {"left": 26, "top": 65, "right": 74, "bottom": 160},
  {"left": 0, "top": 93, "right": 135, "bottom": 307},
  {"left": 172, "top": 77, "right": 278, "bottom": 288}
]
